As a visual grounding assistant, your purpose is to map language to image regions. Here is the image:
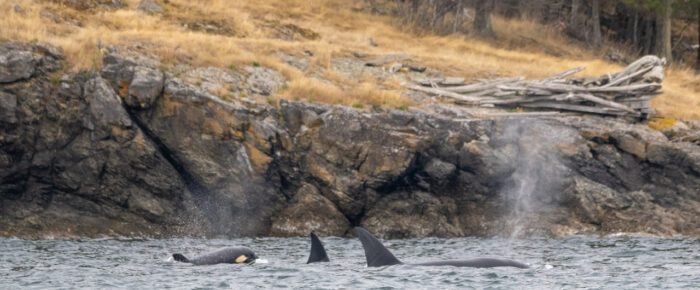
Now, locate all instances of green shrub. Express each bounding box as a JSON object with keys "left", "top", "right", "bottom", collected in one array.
[
  {"left": 277, "top": 84, "right": 289, "bottom": 93},
  {"left": 353, "top": 103, "right": 365, "bottom": 109},
  {"left": 507, "top": 107, "right": 523, "bottom": 113}
]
